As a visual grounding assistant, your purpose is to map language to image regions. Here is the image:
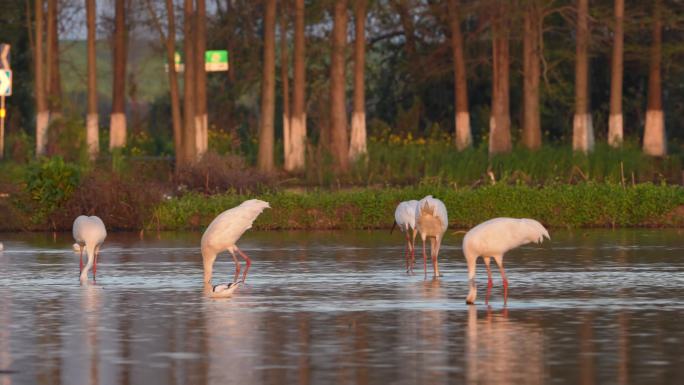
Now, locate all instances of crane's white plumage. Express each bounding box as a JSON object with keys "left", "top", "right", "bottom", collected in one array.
[
  {"left": 395, "top": 200, "right": 418, "bottom": 232},
  {"left": 0, "top": 242, "right": 3, "bottom": 251},
  {"left": 201, "top": 199, "right": 270, "bottom": 287},
  {"left": 414, "top": 195, "right": 449, "bottom": 277},
  {"left": 72, "top": 215, "right": 107, "bottom": 282},
  {"left": 463, "top": 217, "right": 550, "bottom": 304},
  {"left": 394, "top": 200, "right": 418, "bottom": 273}
]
